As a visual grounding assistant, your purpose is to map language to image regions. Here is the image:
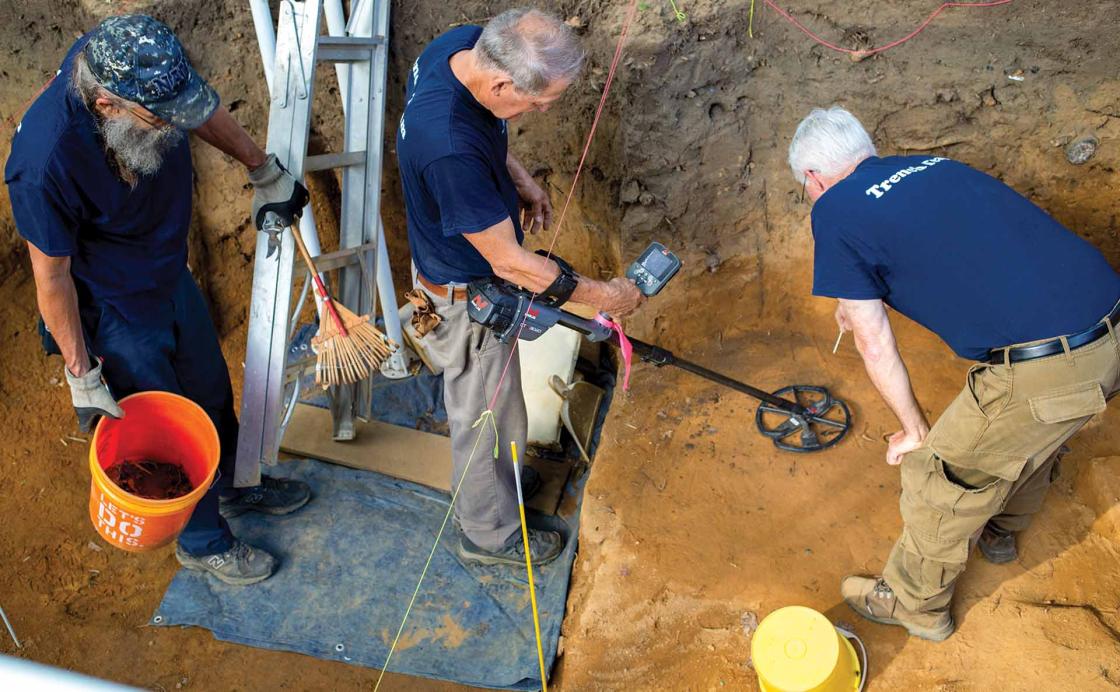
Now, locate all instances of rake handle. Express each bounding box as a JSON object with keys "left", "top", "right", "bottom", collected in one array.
[{"left": 290, "top": 223, "right": 350, "bottom": 338}]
